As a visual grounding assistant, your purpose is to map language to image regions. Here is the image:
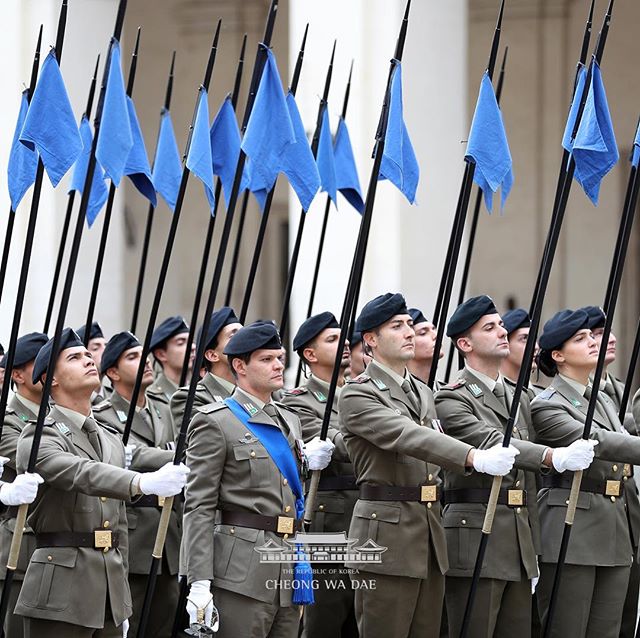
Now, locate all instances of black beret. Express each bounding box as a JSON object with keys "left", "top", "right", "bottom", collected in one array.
[
  {"left": 350, "top": 331, "right": 363, "bottom": 347},
  {"left": 197, "top": 307, "right": 240, "bottom": 352},
  {"left": 578, "top": 305, "right": 606, "bottom": 331},
  {"left": 408, "top": 307, "right": 428, "bottom": 325},
  {"left": 538, "top": 309, "right": 590, "bottom": 352},
  {"left": 293, "top": 312, "right": 339, "bottom": 352},
  {"left": 446, "top": 295, "right": 498, "bottom": 338},
  {"left": 224, "top": 321, "right": 282, "bottom": 357},
  {"left": 5, "top": 332, "right": 49, "bottom": 369},
  {"left": 356, "top": 293, "right": 409, "bottom": 333},
  {"left": 101, "top": 331, "right": 141, "bottom": 374},
  {"left": 76, "top": 321, "right": 104, "bottom": 342},
  {"left": 32, "top": 328, "right": 84, "bottom": 383},
  {"left": 502, "top": 308, "right": 531, "bottom": 335},
  {"left": 150, "top": 316, "right": 189, "bottom": 351}
]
